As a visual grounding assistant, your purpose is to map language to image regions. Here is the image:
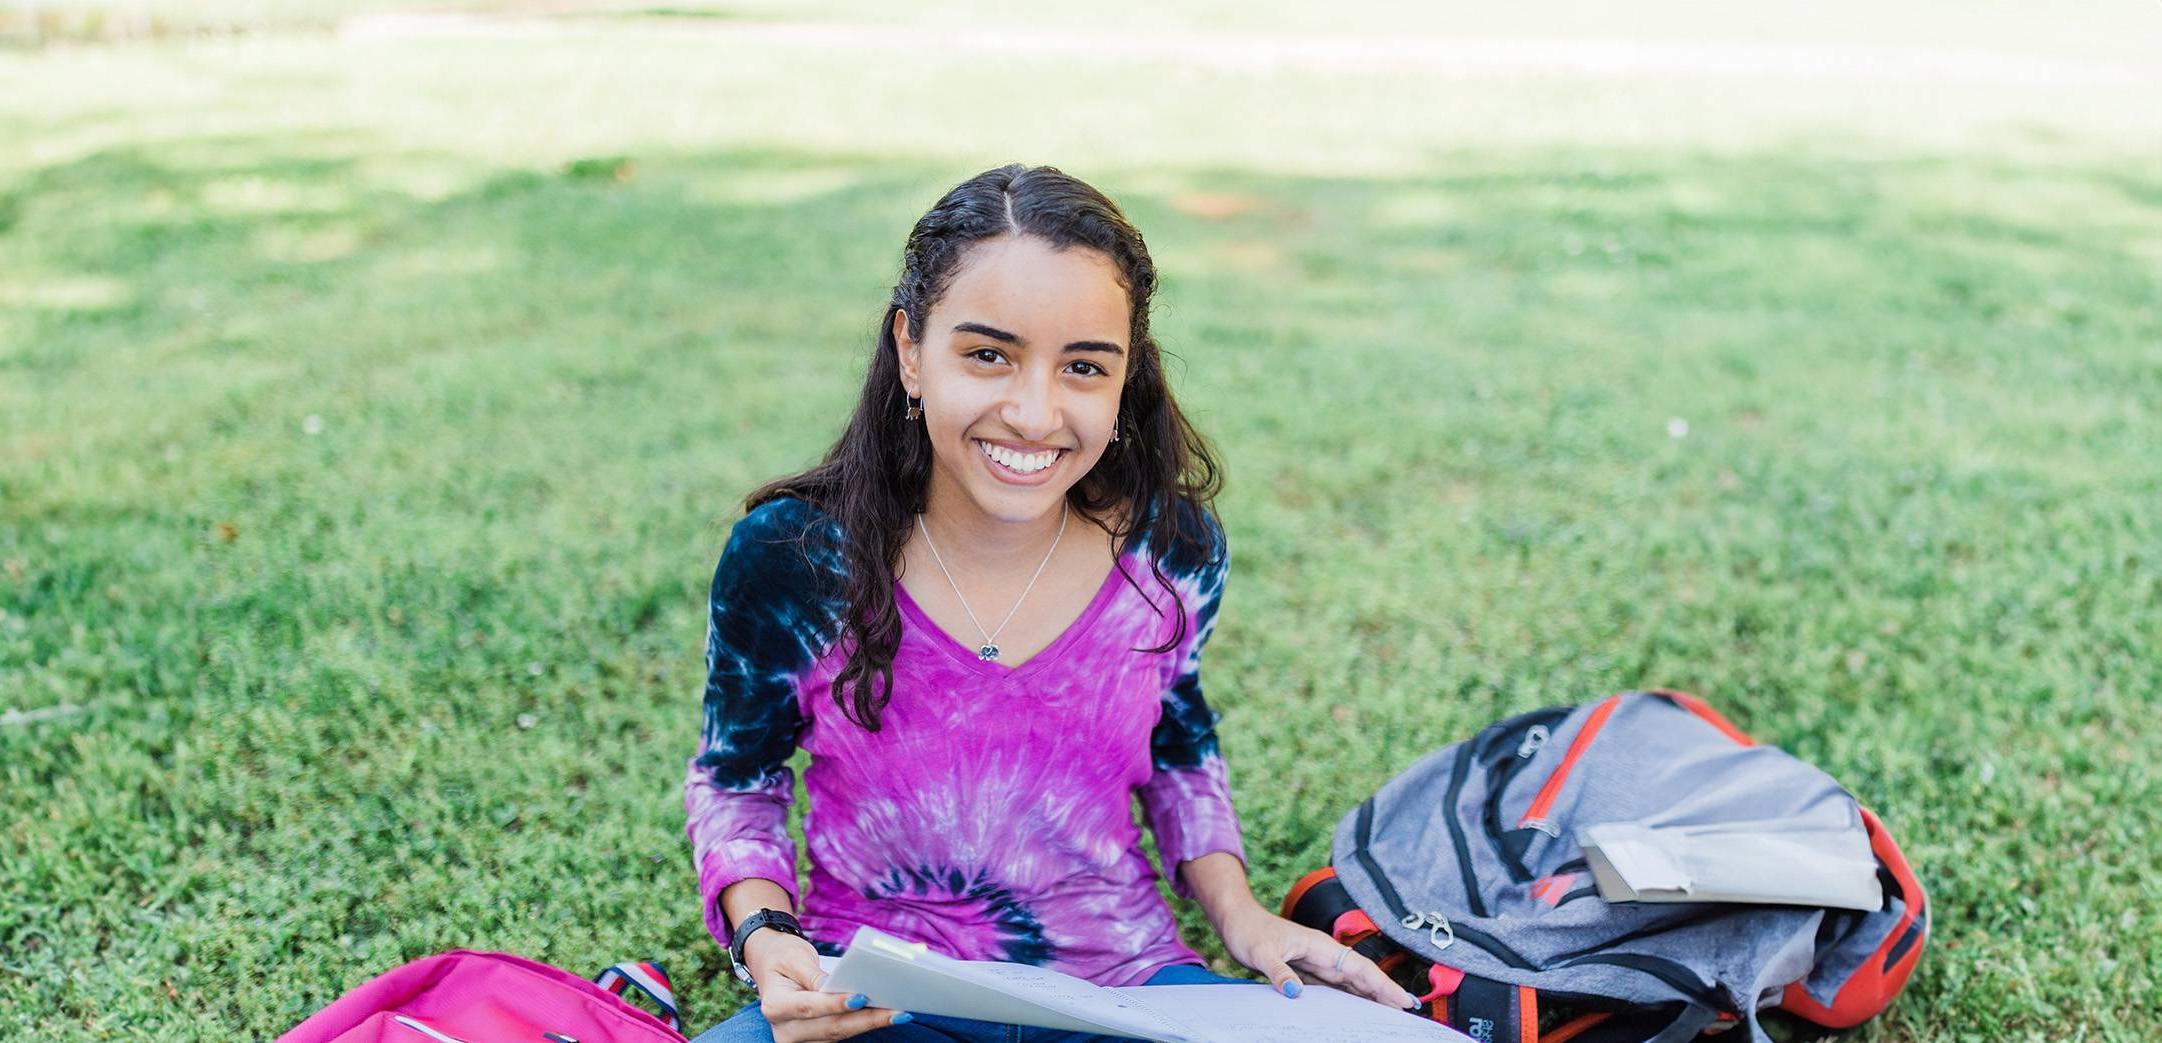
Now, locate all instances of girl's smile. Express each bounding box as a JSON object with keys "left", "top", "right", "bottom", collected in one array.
[{"left": 975, "top": 439, "right": 1069, "bottom": 482}]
